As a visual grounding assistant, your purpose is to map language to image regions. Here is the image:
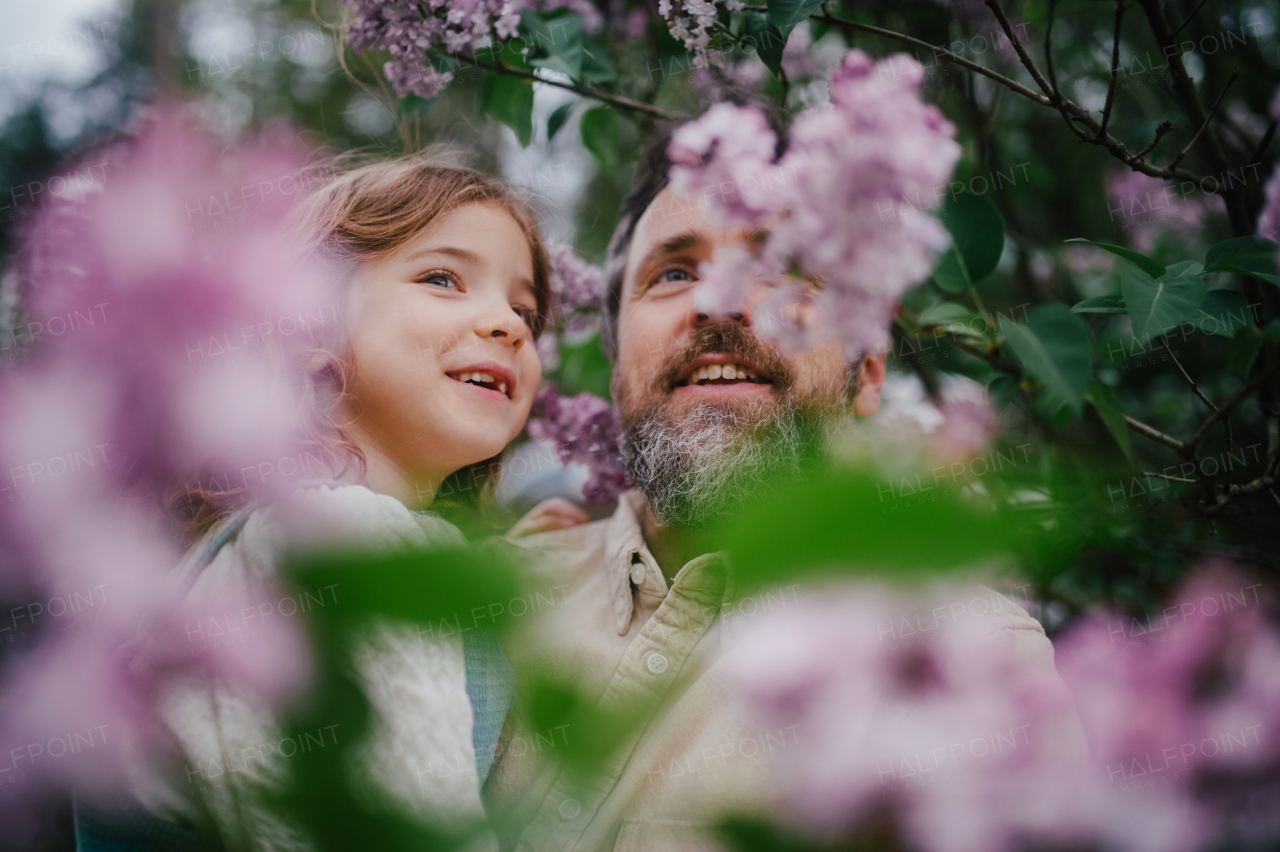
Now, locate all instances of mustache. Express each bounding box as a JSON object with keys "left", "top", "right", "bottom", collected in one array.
[{"left": 654, "top": 323, "right": 796, "bottom": 395}]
